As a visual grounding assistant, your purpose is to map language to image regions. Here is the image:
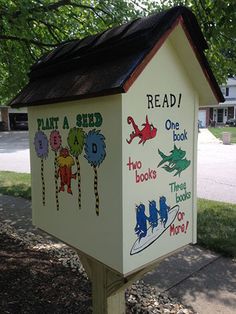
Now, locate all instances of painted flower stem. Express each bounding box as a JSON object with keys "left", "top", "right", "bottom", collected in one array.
[
  {"left": 41, "top": 159, "right": 46, "bottom": 206},
  {"left": 93, "top": 166, "right": 100, "bottom": 216},
  {"left": 49, "top": 130, "right": 62, "bottom": 210},
  {"left": 84, "top": 129, "right": 106, "bottom": 216},
  {"left": 34, "top": 131, "right": 48, "bottom": 206},
  {"left": 76, "top": 156, "right": 81, "bottom": 209},
  {"left": 67, "top": 127, "right": 85, "bottom": 209},
  {"left": 54, "top": 151, "right": 59, "bottom": 211}
]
